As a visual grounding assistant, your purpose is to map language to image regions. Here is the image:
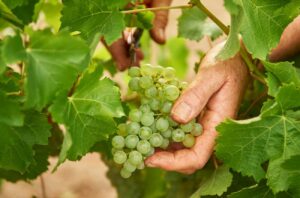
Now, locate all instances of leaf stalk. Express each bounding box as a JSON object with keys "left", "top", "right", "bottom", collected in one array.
[{"left": 121, "top": 4, "right": 193, "bottom": 14}]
